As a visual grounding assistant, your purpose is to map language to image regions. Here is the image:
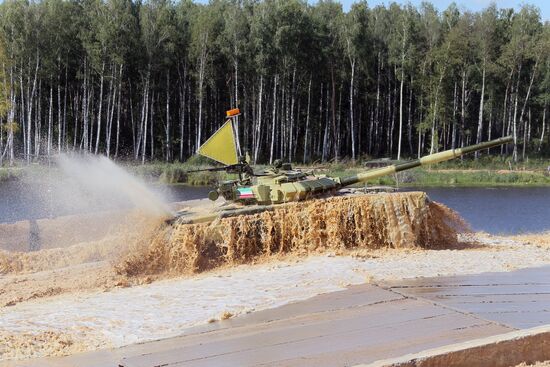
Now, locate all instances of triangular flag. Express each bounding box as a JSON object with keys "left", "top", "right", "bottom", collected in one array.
[{"left": 198, "top": 119, "right": 238, "bottom": 166}]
